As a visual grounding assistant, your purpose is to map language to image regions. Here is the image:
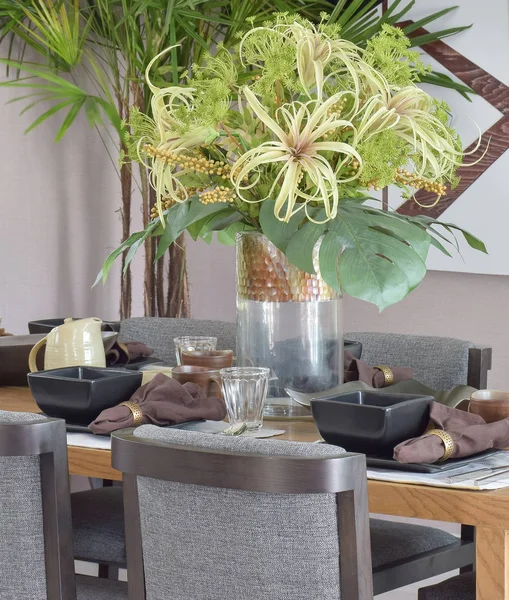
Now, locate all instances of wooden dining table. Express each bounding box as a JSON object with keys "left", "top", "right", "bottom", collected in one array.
[{"left": 1, "top": 386, "right": 508, "bottom": 599}]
